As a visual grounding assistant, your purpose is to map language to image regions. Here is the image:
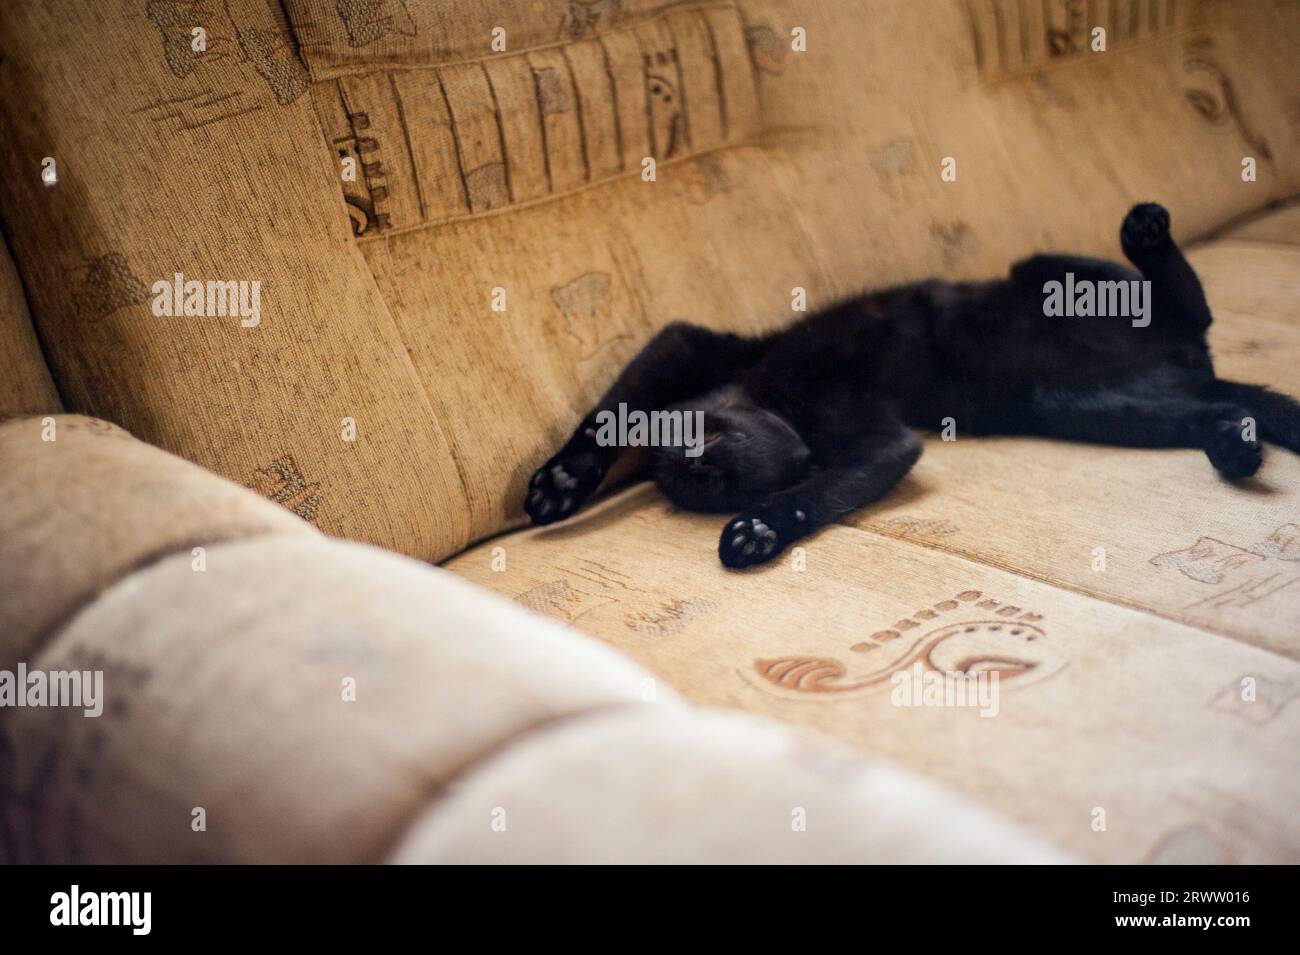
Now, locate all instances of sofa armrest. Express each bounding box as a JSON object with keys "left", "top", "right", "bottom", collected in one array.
[
  {"left": 0, "top": 417, "right": 1066, "bottom": 863},
  {"left": 0, "top": 414, "right": 313, "bottom": 672}
]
